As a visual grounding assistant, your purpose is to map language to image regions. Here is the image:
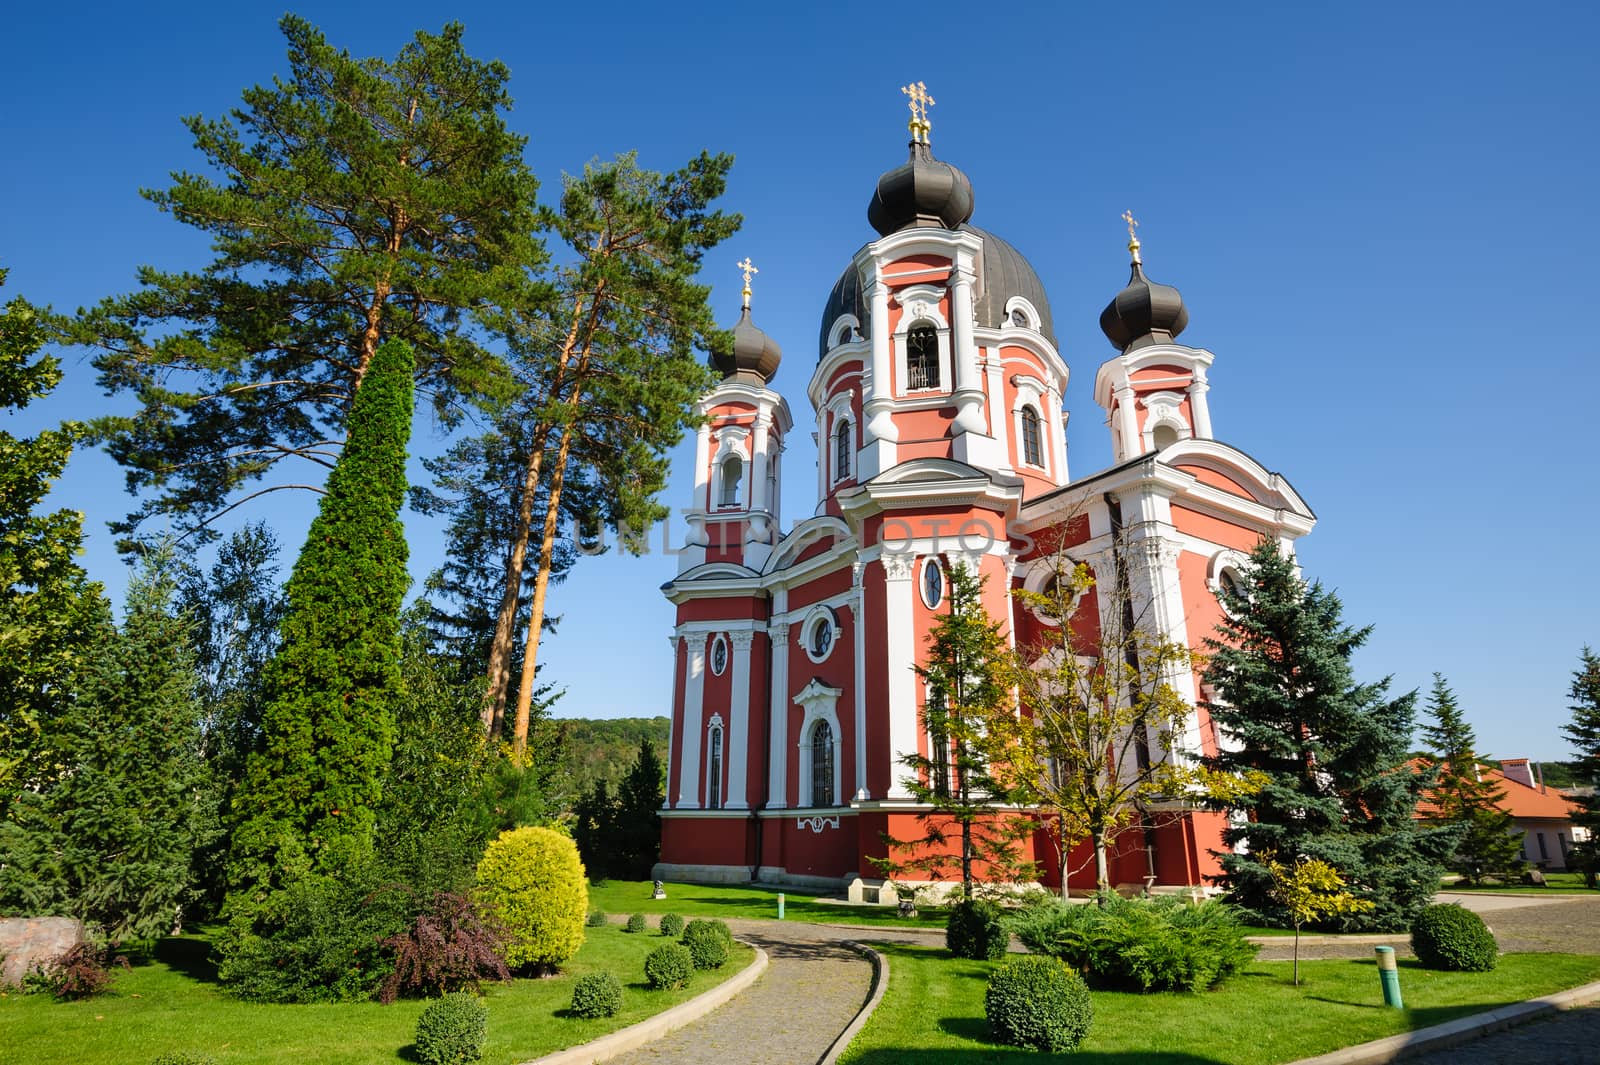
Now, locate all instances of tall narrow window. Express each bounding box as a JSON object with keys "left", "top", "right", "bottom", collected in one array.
[
  {"left": 707, "top": 727, "right": 723, "bottom": 809},
  {"left": 719, "top": 455, "right": 742, "bottom": 507},
  {"left": 835, "top": 418, "right": 851, "bottom": 481},
  {"left": 906, "top": 326, "right": 939, "bottom": 389},
  {"left": 811, "top": 721, "right": 834, "bottom": 807},
  {"left": 1021, "top": 406, "right": 1043, "bottom": 466},
  {"left": 927, "top": 692, "right": 949, "bottom": 799}
]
